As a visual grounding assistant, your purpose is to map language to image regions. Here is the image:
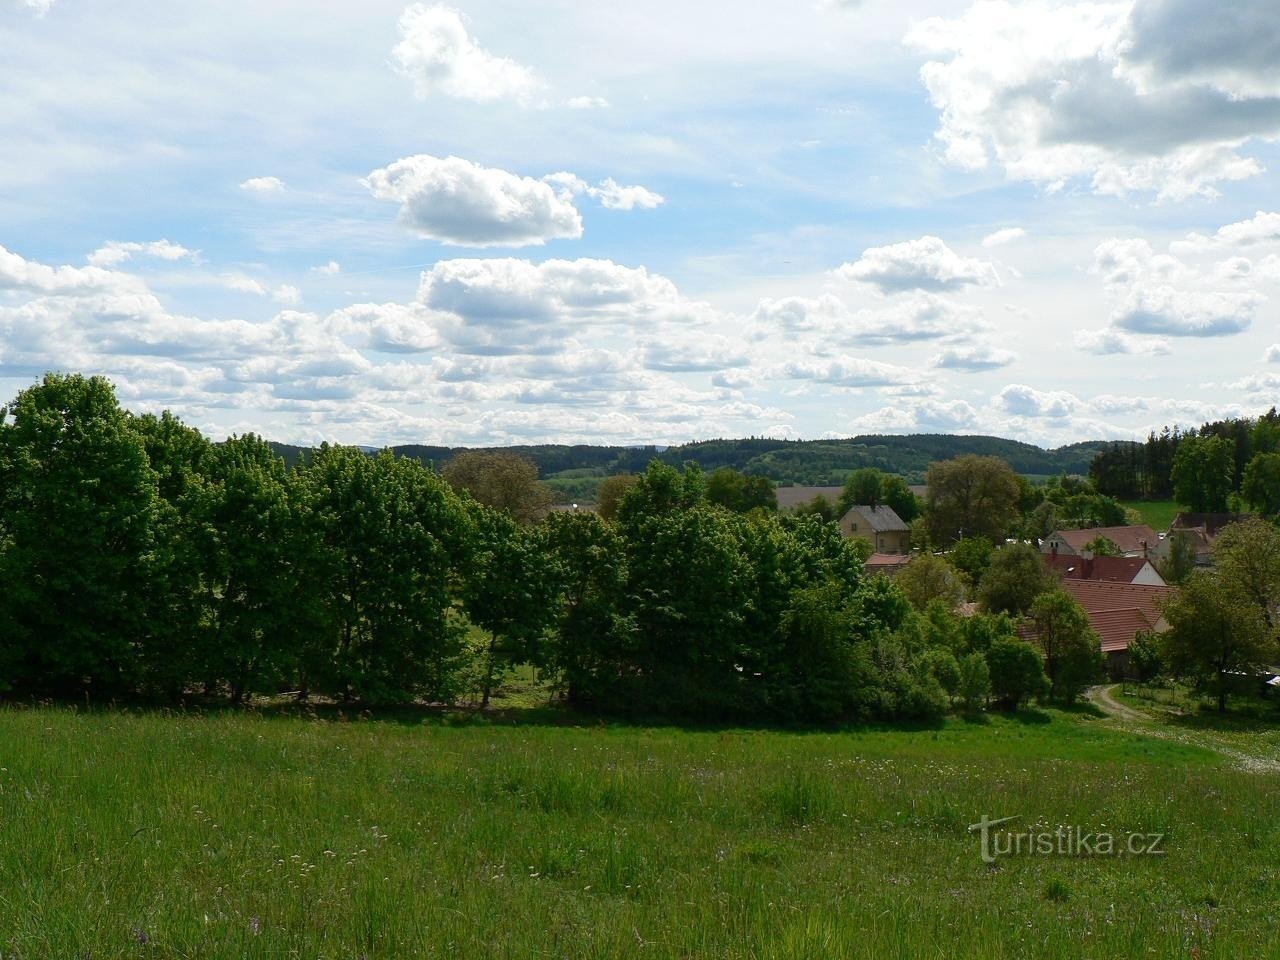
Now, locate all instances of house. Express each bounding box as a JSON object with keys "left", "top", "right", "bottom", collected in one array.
[
  {"left": 1041, "top": 525, "right": 1160, "bottom": 559},
  {"left": 1061, "top": 580, "right": 1173, "bottom": 679},
  {"left": 1149, "top": 512, "right": 1253, "bottom": 568},
  {"left": 1043, "top": 549, "right": 1167, "bottom": 586},
  {"left": 864, "top": 552, "right": 913, "bottom": 577},
  {"left": 839, "top": 504, "right": 910, "bottom": 554}
]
